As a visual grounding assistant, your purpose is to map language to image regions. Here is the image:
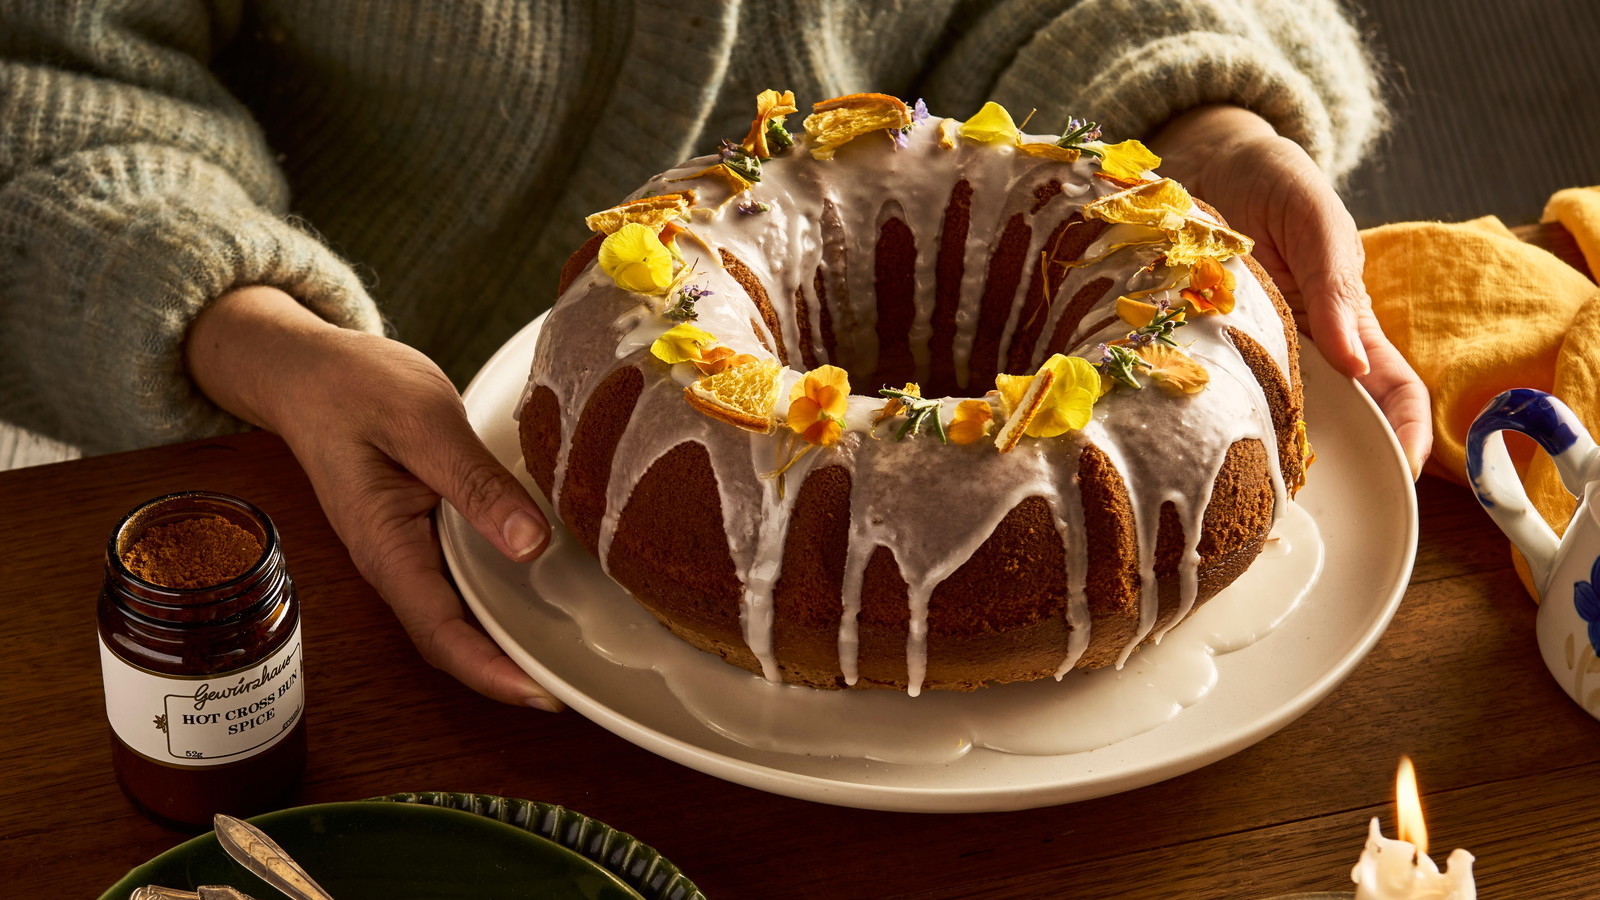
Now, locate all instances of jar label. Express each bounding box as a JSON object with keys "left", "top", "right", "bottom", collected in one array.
[{"left": 99, "top": 622, "right": 304, "bottom": 767}]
